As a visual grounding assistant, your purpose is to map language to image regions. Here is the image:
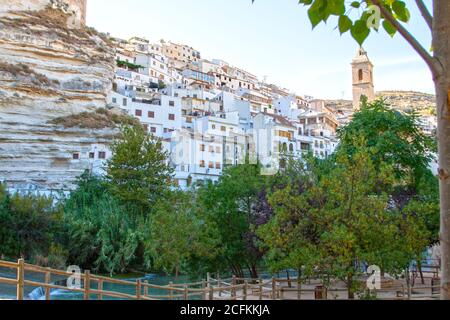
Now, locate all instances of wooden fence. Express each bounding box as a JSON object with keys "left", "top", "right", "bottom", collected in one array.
[{"left": 0, "top": 259, "right": 442, "bottom": 300}]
